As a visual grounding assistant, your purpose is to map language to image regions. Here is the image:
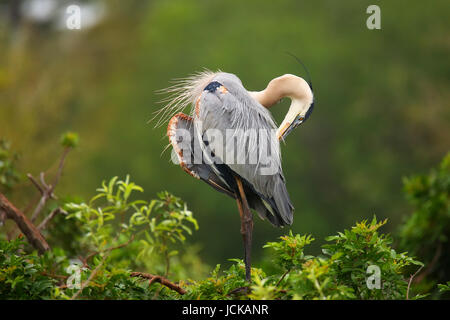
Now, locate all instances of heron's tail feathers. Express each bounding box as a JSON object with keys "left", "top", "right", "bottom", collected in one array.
[
  {"left": 245, "top": 176, "right": 294, "bottom": 227},
  {"left": 272, "top": 178, "right": 294, "bottom": 226}
]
